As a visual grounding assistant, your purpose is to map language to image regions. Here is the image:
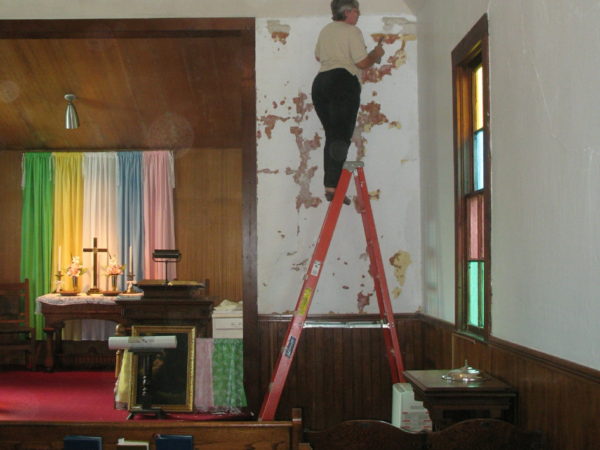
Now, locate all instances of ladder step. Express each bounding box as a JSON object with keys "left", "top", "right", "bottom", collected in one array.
[
  {"left": 258, "top": 163, "right": 405, "bottom": 421},
  {"left": 303, "top": 320, "right": 389, "bottom": 329}
]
